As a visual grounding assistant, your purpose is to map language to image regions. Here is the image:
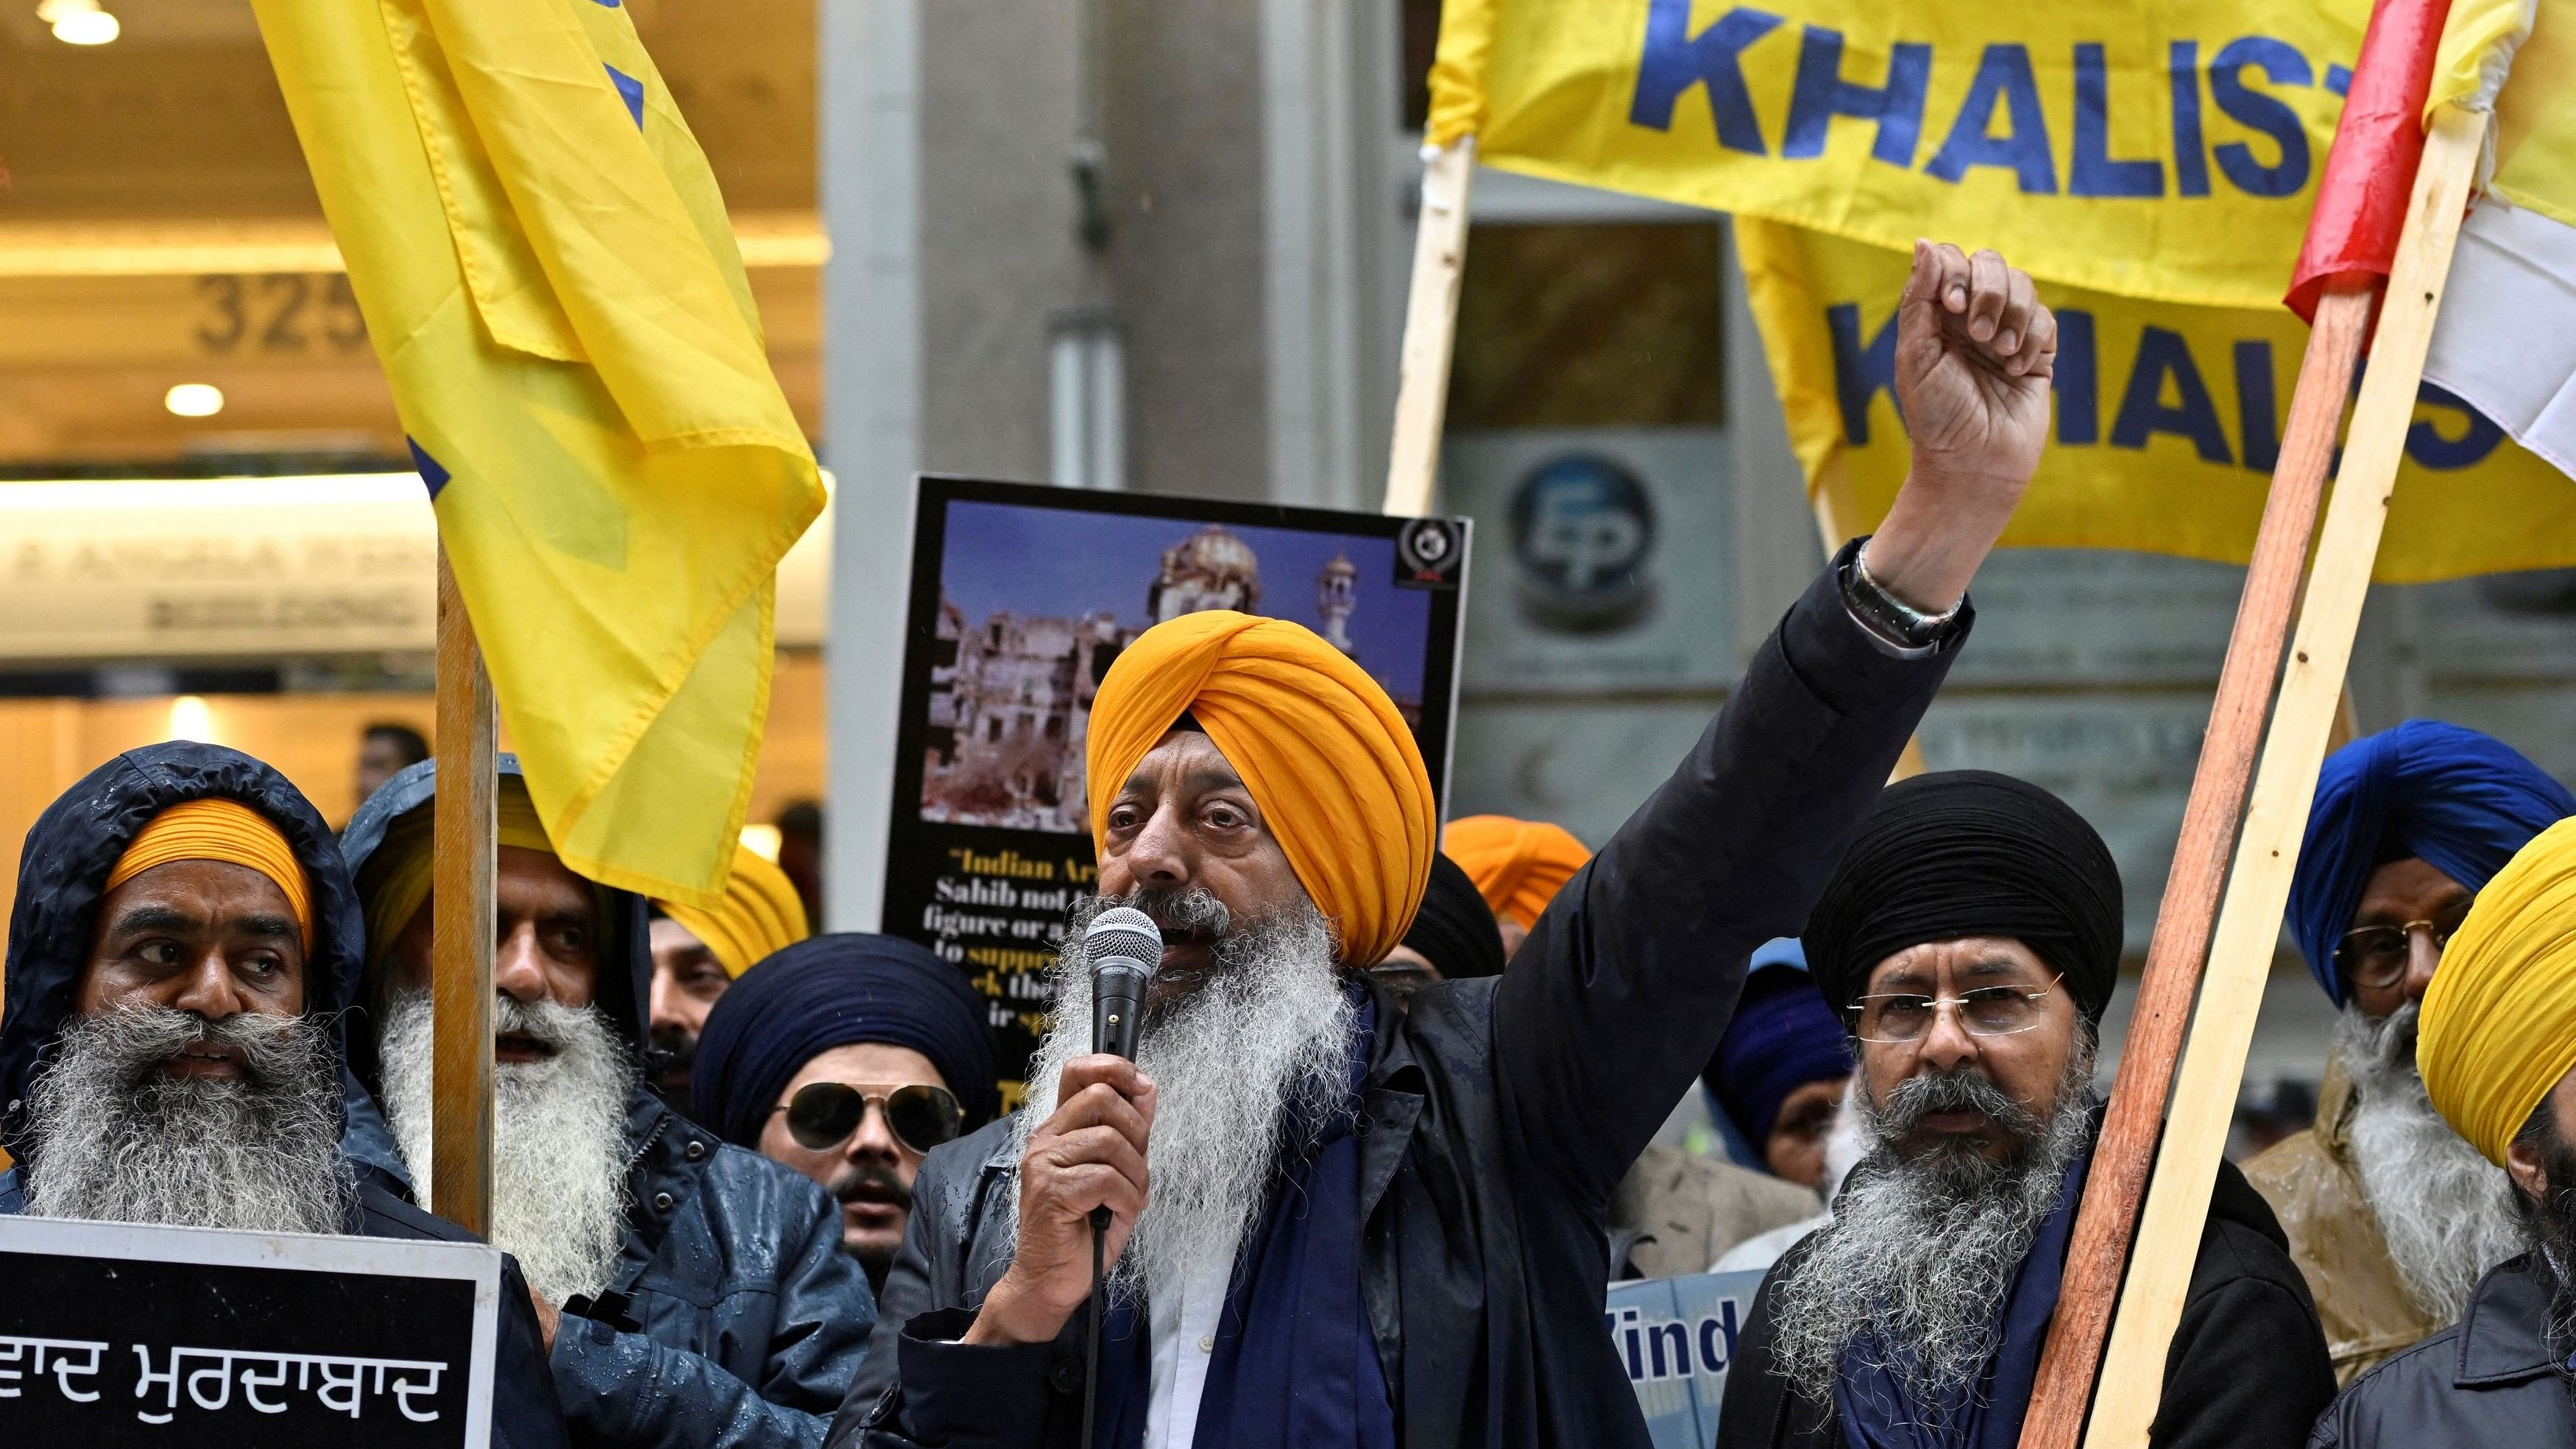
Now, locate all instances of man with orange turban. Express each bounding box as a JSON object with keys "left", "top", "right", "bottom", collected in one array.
[
  {"left": 1444, "top": 814, "right": 1592, "bottom": 960},
  {"left": 647, "top": 845, "right": 811, "bottom": 1108},
  {"left": 0, "top": 742, "right": 567, "bottom": 1448},
  {"left": 837, "top": 240, "right": 2059, "bottom": 1449},
  {"left": 2315, "top": 815, "right": 2576, "bottom": 1443}
]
